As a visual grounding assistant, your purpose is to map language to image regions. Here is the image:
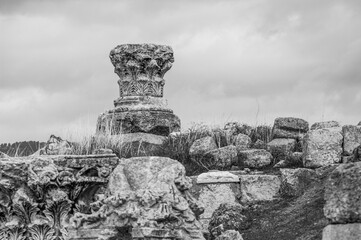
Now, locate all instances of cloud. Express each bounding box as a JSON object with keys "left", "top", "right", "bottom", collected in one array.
[{"left": 0, "top": 0, "right": 361, "bottom": 142}]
